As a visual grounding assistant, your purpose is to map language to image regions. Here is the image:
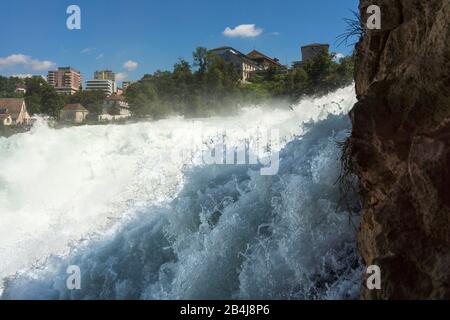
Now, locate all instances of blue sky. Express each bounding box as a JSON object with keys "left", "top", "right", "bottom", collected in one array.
[{"left": 0, "top": 0, "right": 358, "bottom": 85}]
